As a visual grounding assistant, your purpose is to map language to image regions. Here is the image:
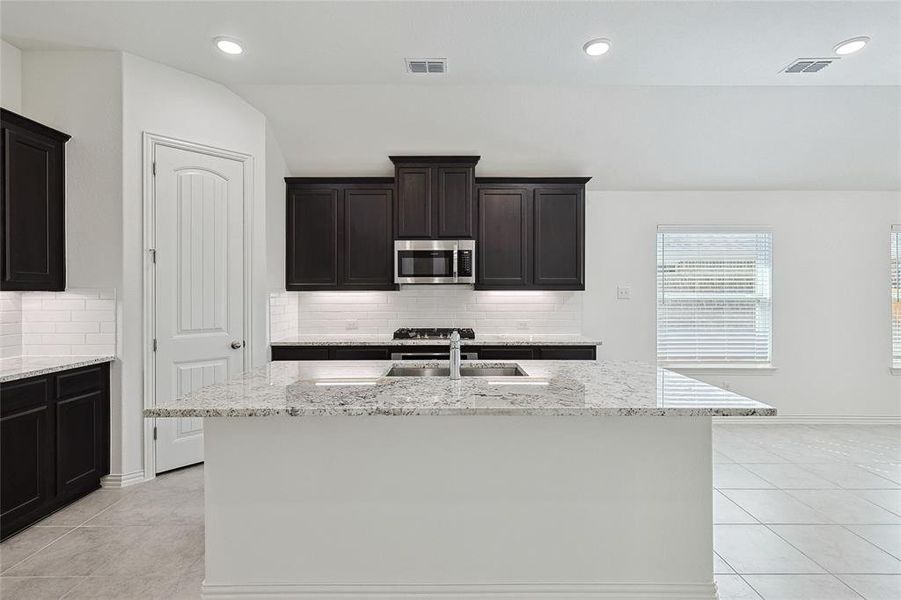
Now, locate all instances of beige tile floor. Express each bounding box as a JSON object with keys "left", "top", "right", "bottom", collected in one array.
[{"left": 0, "top": 424, "right": 899, "bottom": 600}]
